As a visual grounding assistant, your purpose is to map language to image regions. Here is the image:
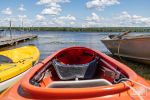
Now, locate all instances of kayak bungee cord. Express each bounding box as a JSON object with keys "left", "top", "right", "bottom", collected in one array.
[
  {"left": 119, "top": 78, "right": 150, "bottom": 90},
  {"left": 122, "top": 81, "right": 144, "bottom": 100},
  {"left": 100, "top": 59, "right": 127, "bottom": 83},
  {"left": 117, "top": 78, "right": 150, "bottom": 100},
  {"left": 14, "top": 48, "right": 37, "bottom": 64}
]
